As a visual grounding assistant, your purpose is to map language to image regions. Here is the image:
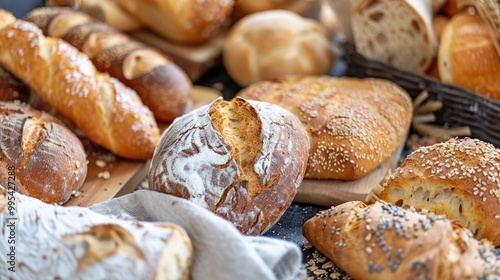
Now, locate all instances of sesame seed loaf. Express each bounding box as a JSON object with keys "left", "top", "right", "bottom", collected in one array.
[
  {"left": 149, "top": 97, "right": 310, "bottom": 235},
  {"left": 380, "top": 138, "right": 500, "bottom": 246},
  {"left": 303, "top": 201, "right": 500, "bottom": 279},
  {"left": 237, "top": 76, "right": 413, "bottom": 180}
]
